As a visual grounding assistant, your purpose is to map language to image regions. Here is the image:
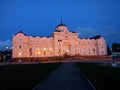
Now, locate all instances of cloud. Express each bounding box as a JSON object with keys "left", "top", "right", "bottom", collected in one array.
[
  {"left": 0, "top": 40, "right": 12, "bottom": 51},
  {"left": 99, "top": 27, "right": 120, "bottom": 47},
  {"left": 73, "top": 26, "right": 99, "bottom": 38},
  {"left": 74, "top": 26, "right": 99, "bottom": 38},
  {"left": 73, "top": 26, "right": 120, "bottom": 48}
]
